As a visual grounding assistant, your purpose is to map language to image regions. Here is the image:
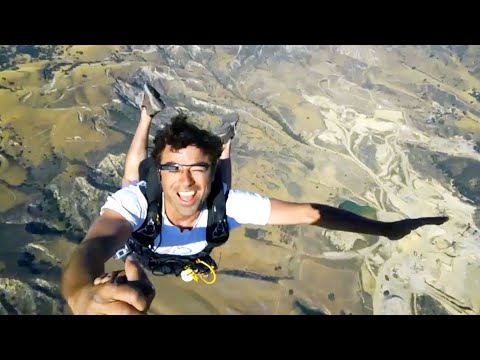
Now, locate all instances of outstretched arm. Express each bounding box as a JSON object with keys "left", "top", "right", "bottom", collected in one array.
[
  {"left": 122, "top": 108, "right": 152, "bottom": 187},
  {"left": 123, "top": 84, "right": 166, "bottom": 187},
  {"left": 267, "top": 199, "right": 448, "bottom": 240},
  {"left": 61, "top": 209, "right": 148, "bottom": 314},
  {"left": 218, "top": 139, "right": 232, "bottom": 190}
]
